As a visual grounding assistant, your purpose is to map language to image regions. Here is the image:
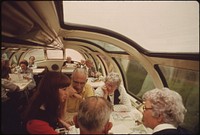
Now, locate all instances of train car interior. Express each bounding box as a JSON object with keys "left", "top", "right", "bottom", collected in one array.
[{"left": 1, "top": 1, "right": 199, "bottom": 134}]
